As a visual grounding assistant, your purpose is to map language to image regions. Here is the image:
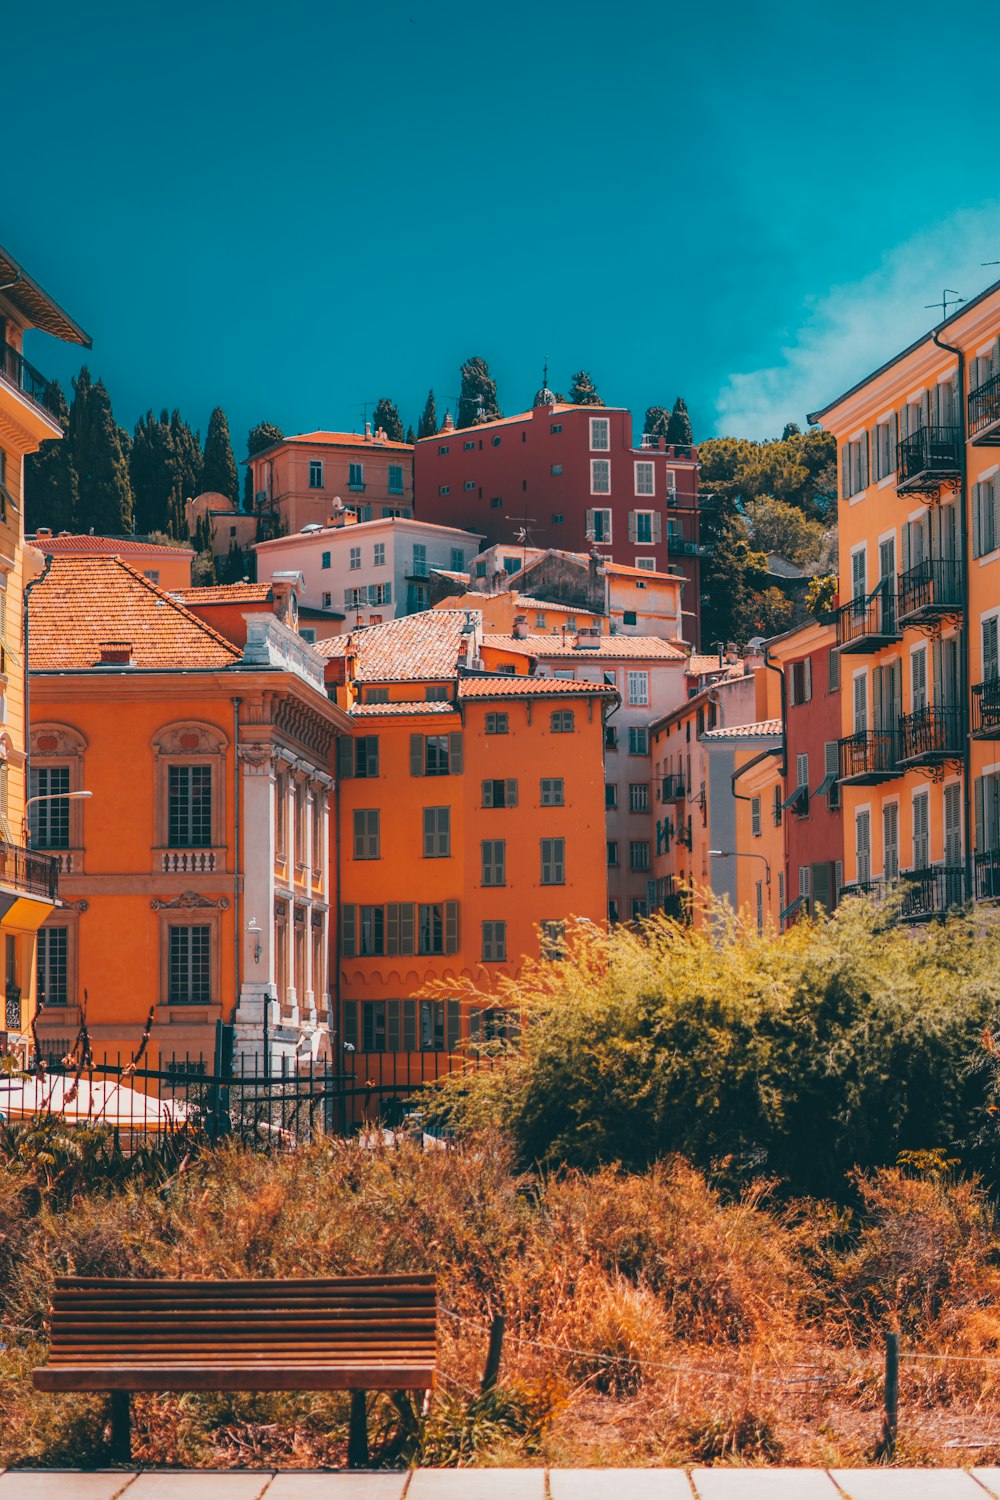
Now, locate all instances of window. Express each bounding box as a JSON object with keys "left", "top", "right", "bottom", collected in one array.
[
  {"left": 541, "top": 838, "right": 565, "bottom": 885},
  {"left": 168, "top": 925, "right": 211, "bottom": 1004},
  {"left": 540, "top": 920, "right": 566, "bottom": 960},
  {"left": 37, "top": 927, "right": 68, "bottom": 1006},
  {"left": 485, "top": 712, "right": 508, "bottom": 735},
  {"left": 482, "top": 920, "right": 506, "bottom": 962},
  {"left": 973, "top": 474, "right": 1000, "bottom": 558},
  {"left": 388, "top": 464, "right": 403, "bottom": 494},
  {"left": 412, "top": 543, "right": 428, "bottom": 576},
  {"left": 634, "top": 461, "right": 655, "bottom": 496},
  {"left": 550, "top": 423, "right": 563, "bottom": 434},
  {"left": 29, "top": 766, "right": 70, "bottom": 848},
  {"left": 492, "top": 436, "right": 501, "bottom": 447},
  {"left": 607, "top": 840, "right": 619, "bottom": 866},
  {"left": 490, "top": 497, "right": 502, "bottom": 509},
  {"left": 552, "top": 512, "right": 564, "bottom": 524},
  {"left": 590, "top": 460, "right": 611, "bottom": 496},
  {"left": 482, "top": 778, "right": 518, "bottom": 808},
  {"left": 144, "top": 570, "right": 160, "bottom": 584},
  {"left": 789, "top": 658, "right": 812, "bottom": 706},
  {"left": 368, "top": 582, "right": 391, "bottom": 606},
  {"left": 749, "top": 796, "right": 762, "bottom": 837},
  {"left": 418, "top": 902, "right": 458, "bottom": 955},
  {"left": 353, "top": 809, "right": 380, "bottom": 859},
  {"left": 636, "top": 557, "right": 656, "bottom": 571},
  {"left": 502, "top": 555, "right": 520, "bottom": 575},
  {"left": 911, "top": 646, "right": 927, "bottom": 712},
  {"left": 631, "top": 511, "right": 654, "bottom": 545},
  {"left": 605, "top": 783, "right": 618, "bottom": 809},
  {"left": 360, "top": 905, "right": 384, "bottom": 956},
  {"left": 349, "top": 462, "right": 364, "bottom": 490},
  {"left": 913, "top": 791, "right": 930, "bottom": 869},
  {"left": 796, "top": 752, "right": 809, "bottom": 793},
  {"left": 874, "top": 415, "right": 898, "bottom": 481},
  {"left": 299, "top": 627, "right": 316, "bottom": 644},
  {"left": 321, "top": 551, "right": 331, "bottom": 570},
  {"left": 605, "top": 724, "right": 618, "bottom": 750},
  {"left": 856, "top": 810, "right": 871, "bottom": 884},
  {"left": 423, "top": 806, "right": 451, "bottom": 858},
  {"left": 551, "top": 464, "right": 563, "bottom": 476},
  {"left": 550, "top": 710, "right": 575, "bottom": 733},
  {"left": 540, "top": 777, "right": 564, "bottom": 805},
  {"left": 883, "top": 803, "right": 899, "bottom": 883},
  {"left": 349, "top": 546, "right": 361, "bottom": 571},
  {"left": 168, "top": 765, "right": 212, "bottom": 848},
  {"left": 323, "top": 592, "right": 333, "bottom": 609},
  {"left": 309, "top": 460, "right": 324, "bottom": 489},
  {"left": 840, "top": 435, "right": 869, "bottom": 499},
  {"left": 590, "top": 416, "right": 610, "bottom": 451},
  {"left": 629, "top": 783, "right": 649, "bottom": 813},
  {"left": 629, "top": 840, "right": 651, "bottom": 872},
  {"left": 426, "top": 683, "right": 449, "bottom": 701},
  {"left": 450, "top": 547, "right": 465, "bottom": 571},
  {"left": 438, "top": 445, "right": 450, "bottom": 455},
  {"left": 367, "top": 688, "right": 389, "bottom": 703},
  {"left": 464, "top": 440, "right": 476, "bottom": 451},
  {"left": 824, "top": 741, "right": 840, "bottom": 810},
  {"left": 632, "top": 898, "right": 649, "bottom": 922},
  {"left": 411, "top": 731, "right": 462, "bottom": 776},
  {"left": 438, "top": 485, "right": 451, "bottom": 496},
  {"left": 535, "top": 612, "right": 547, "bottom": 629},
  {"left": 628, "top": 726, "right": 649, "bottom": 754},
  {"left": 481, "top": 839, "right": 506, "bottom": 886},
  {"left": 627, "top": 671, "right": 649, "bottom": 706}
]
